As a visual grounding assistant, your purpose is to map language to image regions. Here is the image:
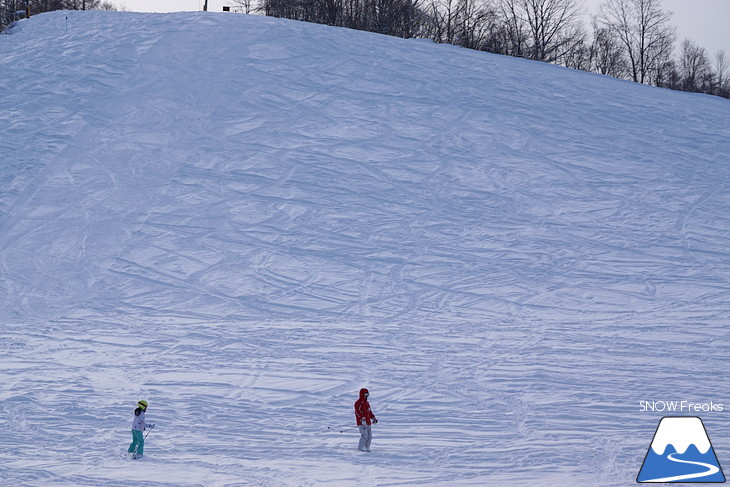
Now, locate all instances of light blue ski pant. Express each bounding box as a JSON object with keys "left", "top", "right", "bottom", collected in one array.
[
  {"left": 128, "top": 429, "right": 144, "bottom": 456},
  {"left": 358, "top": 425, "right": 372, "bottom": 451}
]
